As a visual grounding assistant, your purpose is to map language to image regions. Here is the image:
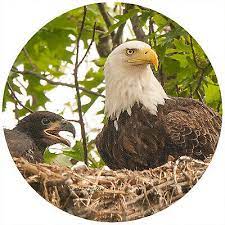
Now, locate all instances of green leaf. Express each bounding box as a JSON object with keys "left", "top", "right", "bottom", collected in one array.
[
  {"left": 173, "top": 38, "right": 191, "bottom": 53},
  {"left": 107, "top": 8, "right": 140, "bottom": 35},
  {"left": 160, "top": 27, "right": 187, "bottom": 45},
  {"left": 169, "top": 54, "right": 190, "bottom": 68},
  {"left": 139, "top": 10, "right": 151, "bottom": 27},
  {"left": 153, "top": 14, "right": 168, "bottom": 27},
  {"left": 80, "top": 68, "right": 104, "bottom": 90},
  {"left": 204, "top": 78, "right": 221, "bottom": 110},
  {"left": 63, "top": 141, "right": 84, "bottom": 161},
  {"left": 43, "top": 149, "right": 58, "bottom": 163},
  {"left": 163, "top": 57, "right": 180, "bottom": 75},
  {"left": 93, "top": 58, "right": 106, "bottom": 67}
]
